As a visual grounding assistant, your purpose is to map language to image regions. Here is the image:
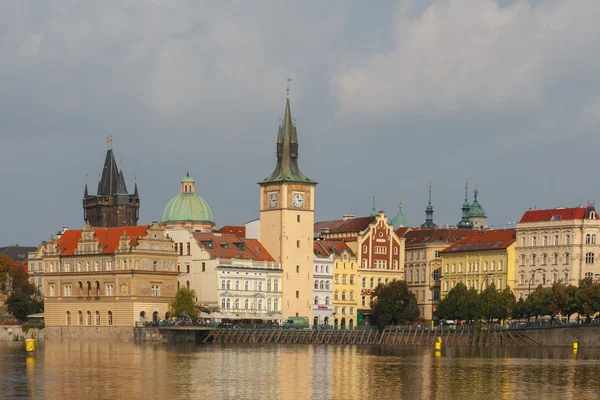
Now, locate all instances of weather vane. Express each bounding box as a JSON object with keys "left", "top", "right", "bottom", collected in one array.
[
  {"left": 286, "top": 77, "right": 293, "bottom": 99},
  {"left": 106, "top": 135, "right": 113, "bottom": 149}
]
